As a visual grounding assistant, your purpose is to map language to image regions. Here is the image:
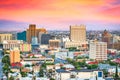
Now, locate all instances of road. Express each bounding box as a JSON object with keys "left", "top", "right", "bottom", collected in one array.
[{"left": 0, "top": 50, "right": 3, "bottom": 79}]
